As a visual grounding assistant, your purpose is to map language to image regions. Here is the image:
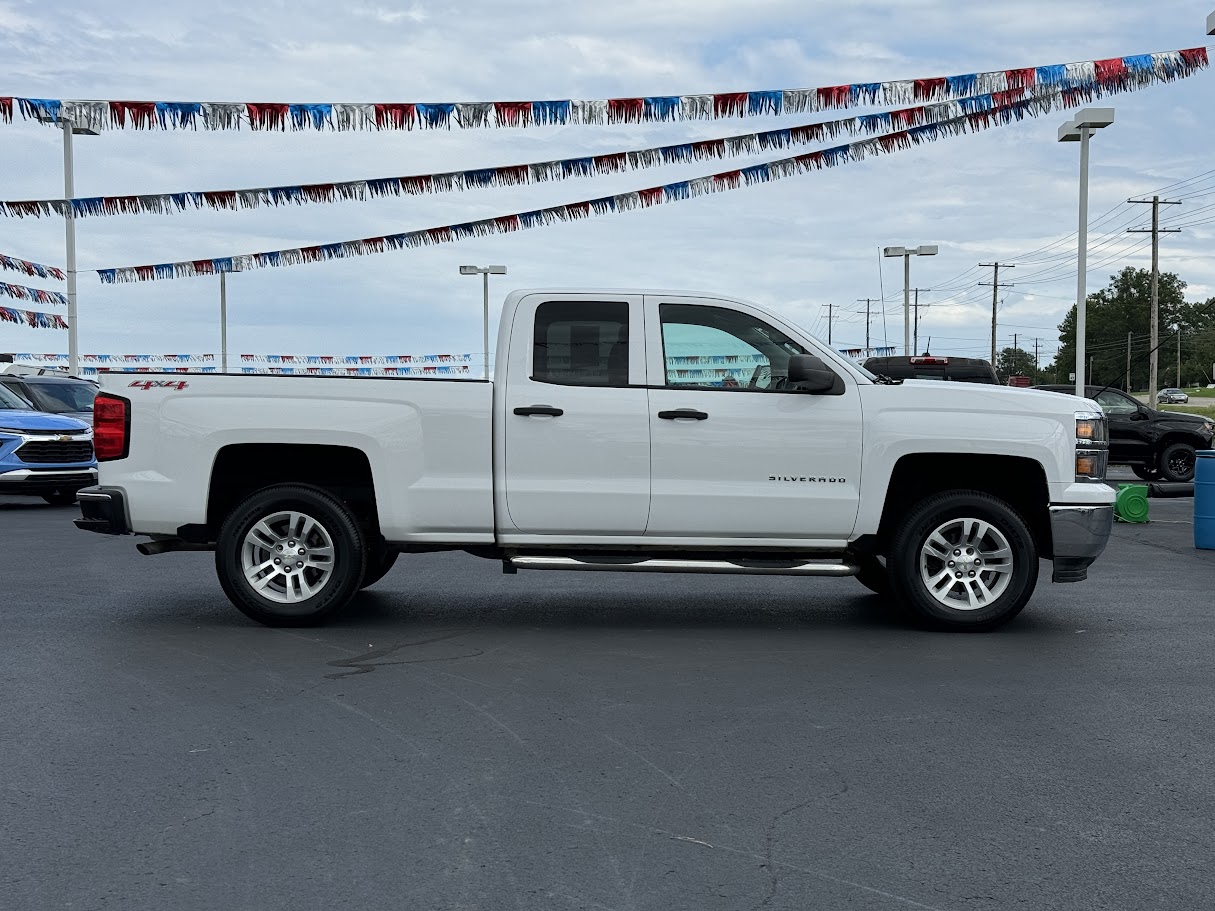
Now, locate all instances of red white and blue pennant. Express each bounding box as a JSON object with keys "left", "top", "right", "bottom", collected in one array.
[
  {"left": 0, "top": 307, "right": 68, "bottom": 329},
  {"left": 2, "top": 281, "right": 68, "bottom": 306},
  {"left": 1, "top": 86, "right": 1087, "bottom": 219},
  {"left": 94, "top": 91, "right": 1120, "bottom": 284},
  {"left": 2, "top": 48, "right": 1206, "bottom": 133},
  {"left": 0, "top": 252, "right": 65, "bottom": 280}
]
